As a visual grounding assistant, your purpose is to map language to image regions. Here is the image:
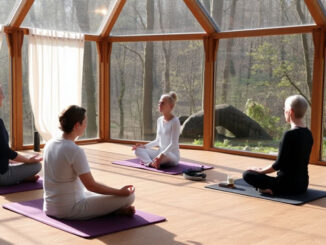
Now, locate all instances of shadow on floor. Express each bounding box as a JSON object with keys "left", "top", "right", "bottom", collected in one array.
[
  {"left": 0, "top": 238, "right": 14, "bottom": 245},
  {"left": 97, "top": 223, "right": 201, "bottom": 245}
]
